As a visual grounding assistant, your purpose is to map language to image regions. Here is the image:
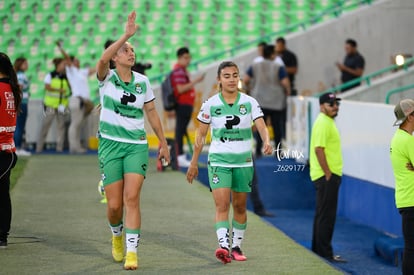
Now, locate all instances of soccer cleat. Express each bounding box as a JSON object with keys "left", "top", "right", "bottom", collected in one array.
[
  {"left": 111, "top": 235, "right": 124, "bottom": 262},
  {"left": 0, "top": 240, "right": 7, "bottom": 248},
  {"left": 231, "top": 246, "right": 247, "bottom": 261},
  {"left": 215, "top": 247, "right": 232, "bottom": 264},
  {"left": 124, "top": 252, "right": 138, "bottom": 270}
]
